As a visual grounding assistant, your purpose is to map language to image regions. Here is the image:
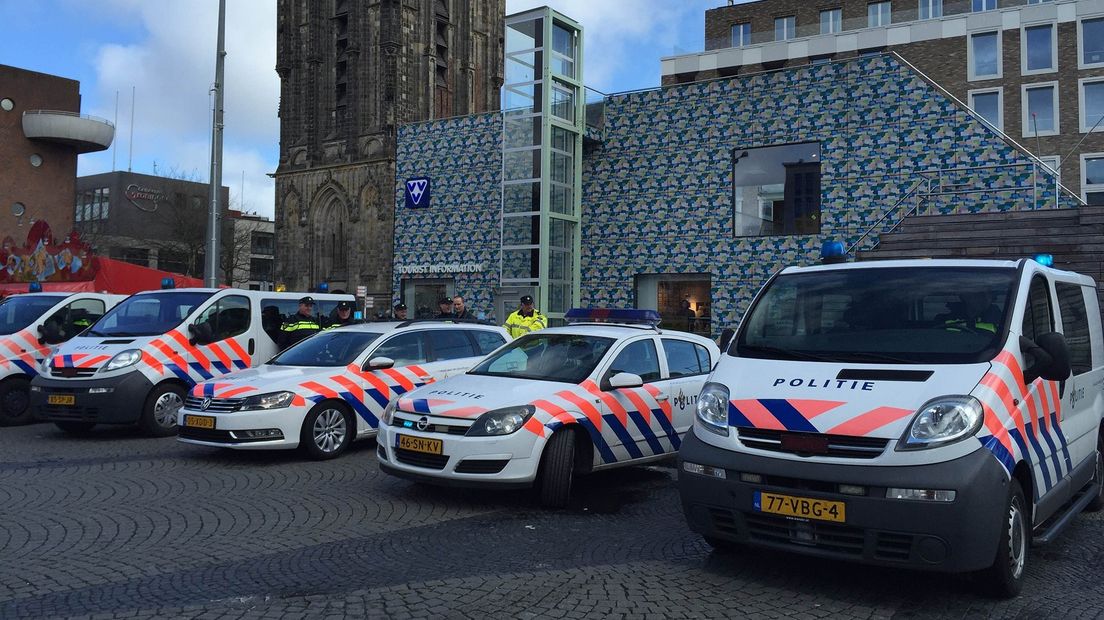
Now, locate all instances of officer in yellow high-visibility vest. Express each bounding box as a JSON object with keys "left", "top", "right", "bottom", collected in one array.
[
  {"left": 279, "top": 296, "right": 322, "bottom": 349},
  {"left": 503, "top": 295, "right": 547, "bottom": 339}
]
